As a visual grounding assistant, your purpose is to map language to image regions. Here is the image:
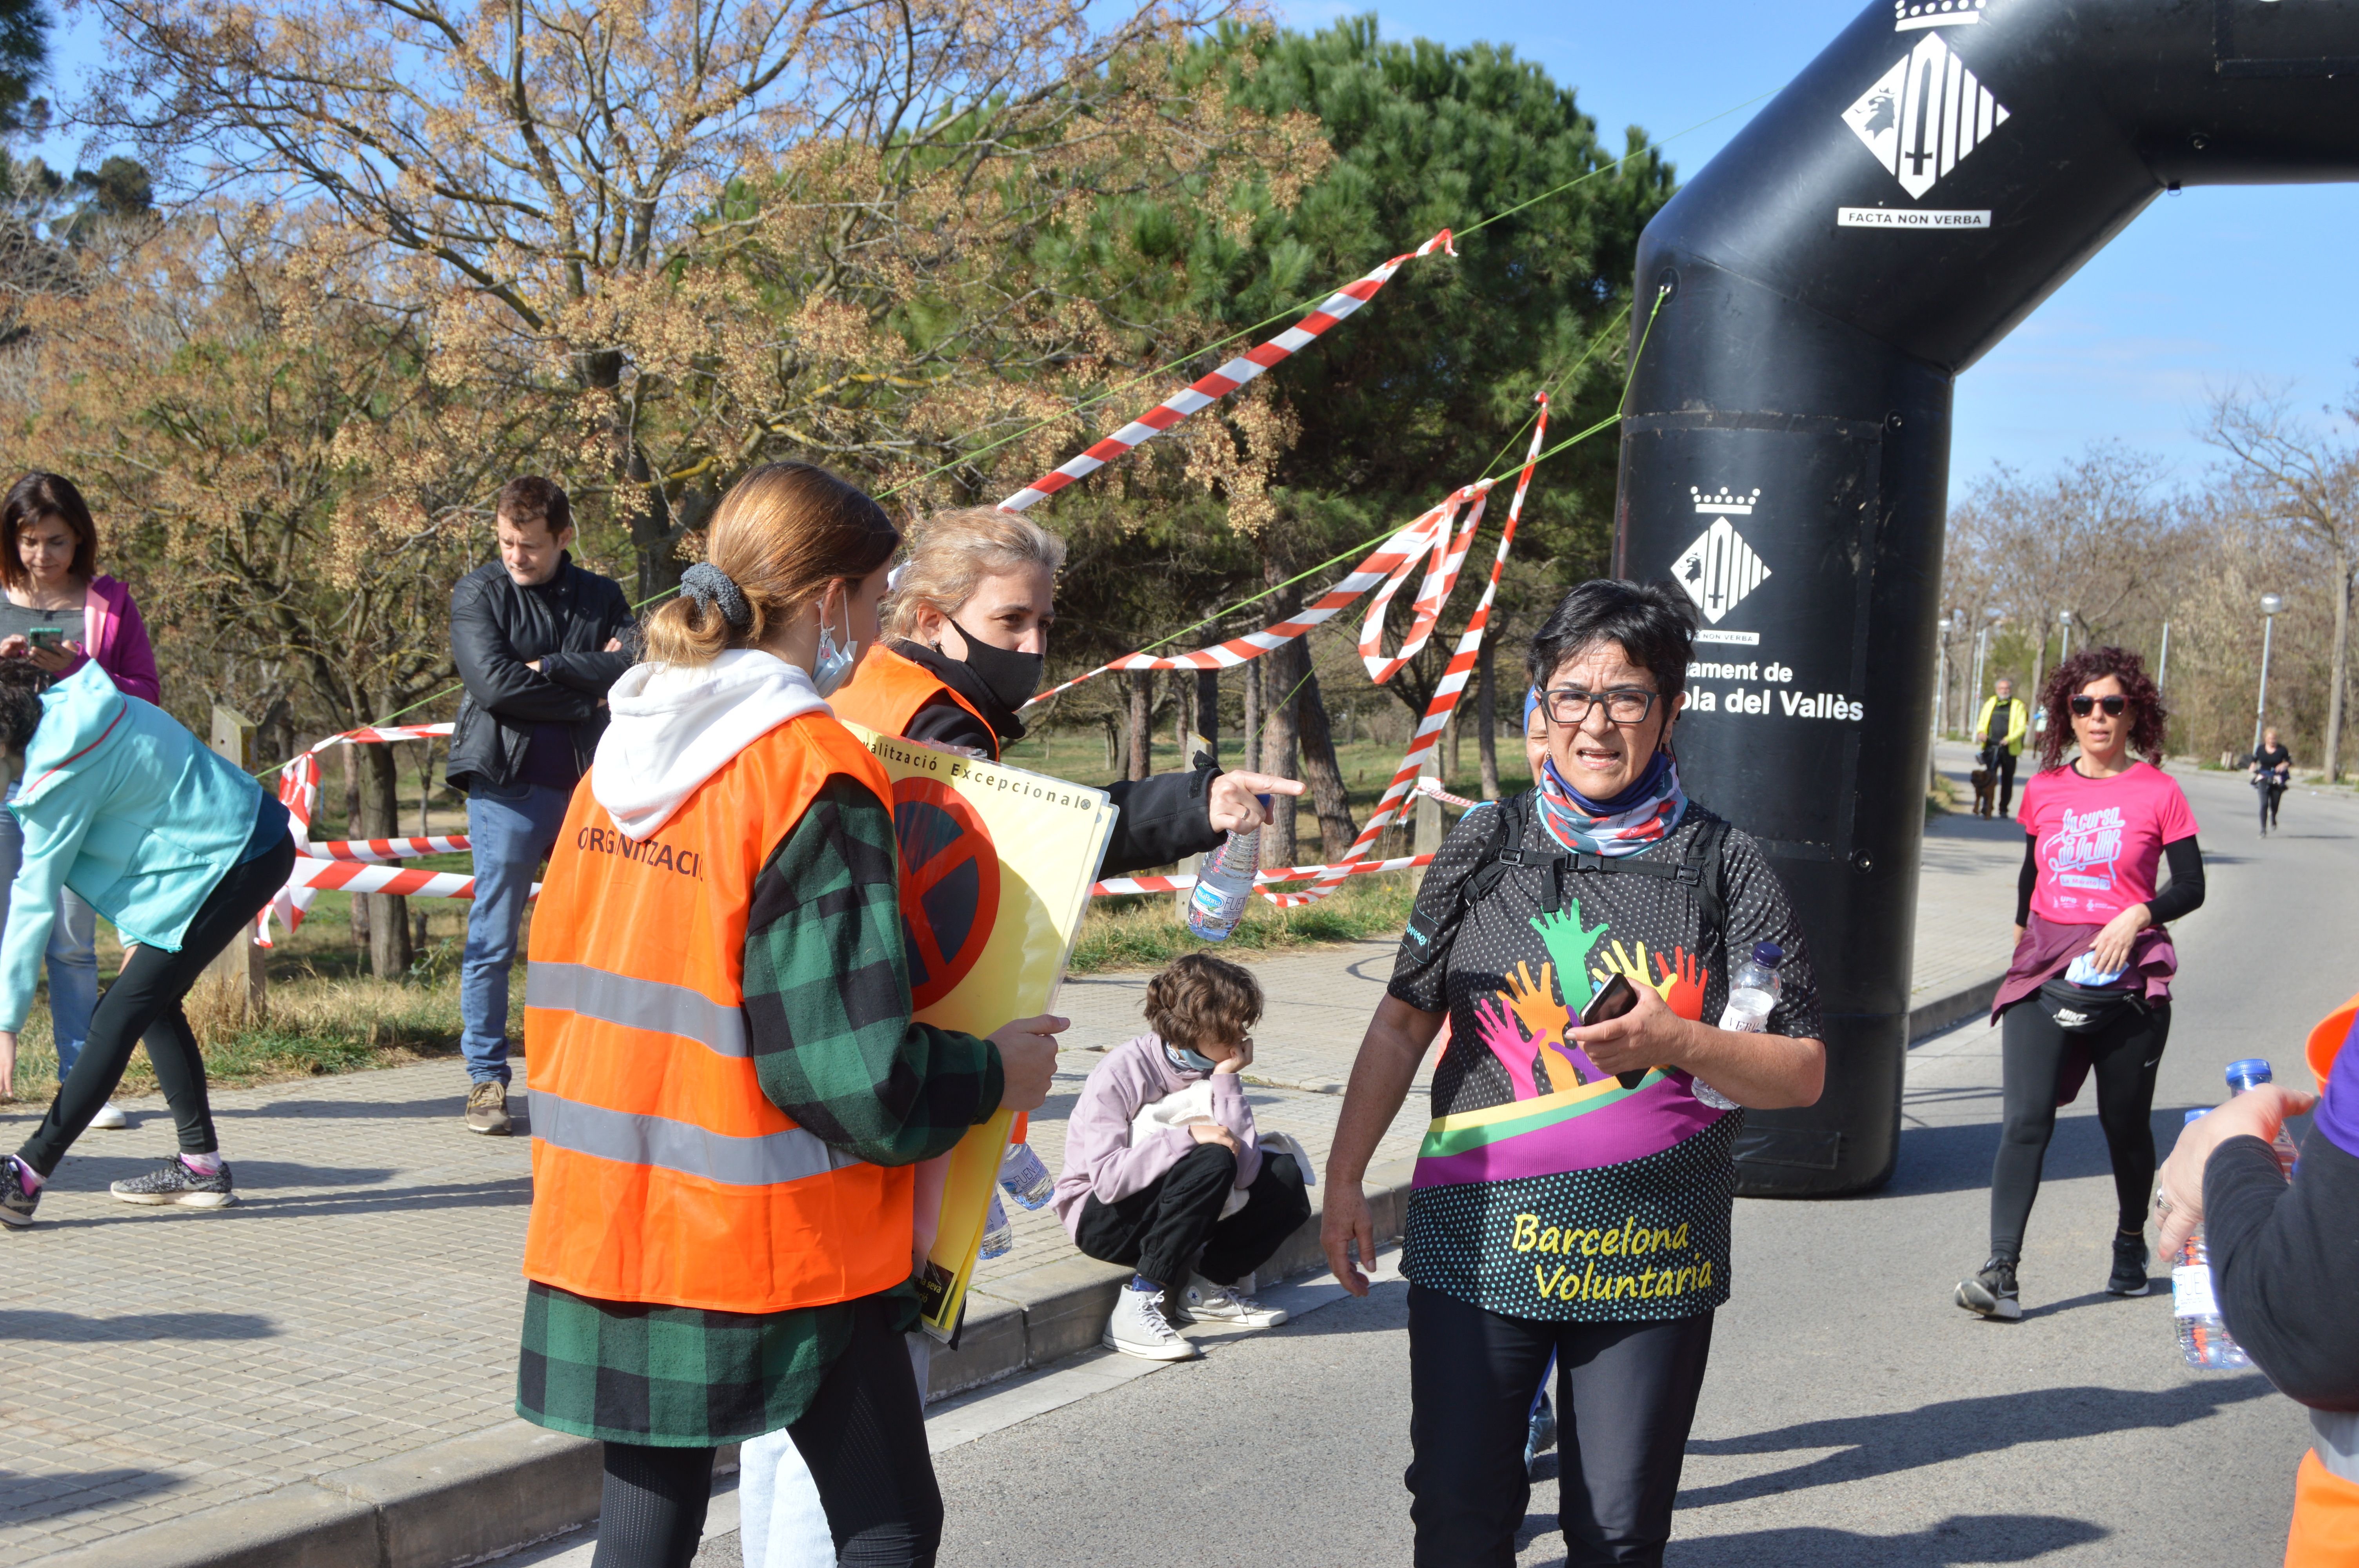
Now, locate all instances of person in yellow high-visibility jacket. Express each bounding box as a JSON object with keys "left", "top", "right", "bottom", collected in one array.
[{"left": 1976, "top": 676, "right": 2031, "bottom": 818}]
